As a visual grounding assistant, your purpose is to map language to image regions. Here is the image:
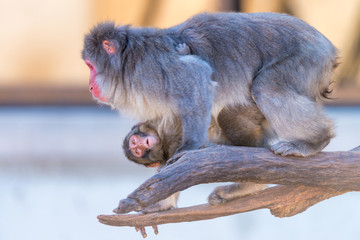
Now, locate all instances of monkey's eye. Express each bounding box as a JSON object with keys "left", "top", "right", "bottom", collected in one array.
[
  {"left": 132, "top": 139, "right": 136, "bottom": 145},
  {"left": 135, "top": 149, "right": 139, "bottom": 155}
]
